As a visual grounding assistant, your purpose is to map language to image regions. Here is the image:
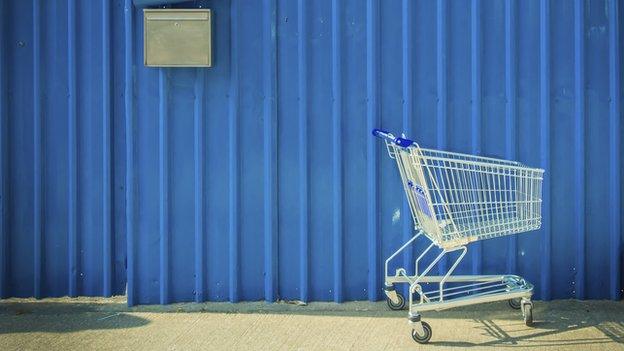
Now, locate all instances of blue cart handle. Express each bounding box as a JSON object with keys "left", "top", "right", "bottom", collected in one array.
[{"left": 372, "top": 129, "right": 415, "bottom": 148}]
